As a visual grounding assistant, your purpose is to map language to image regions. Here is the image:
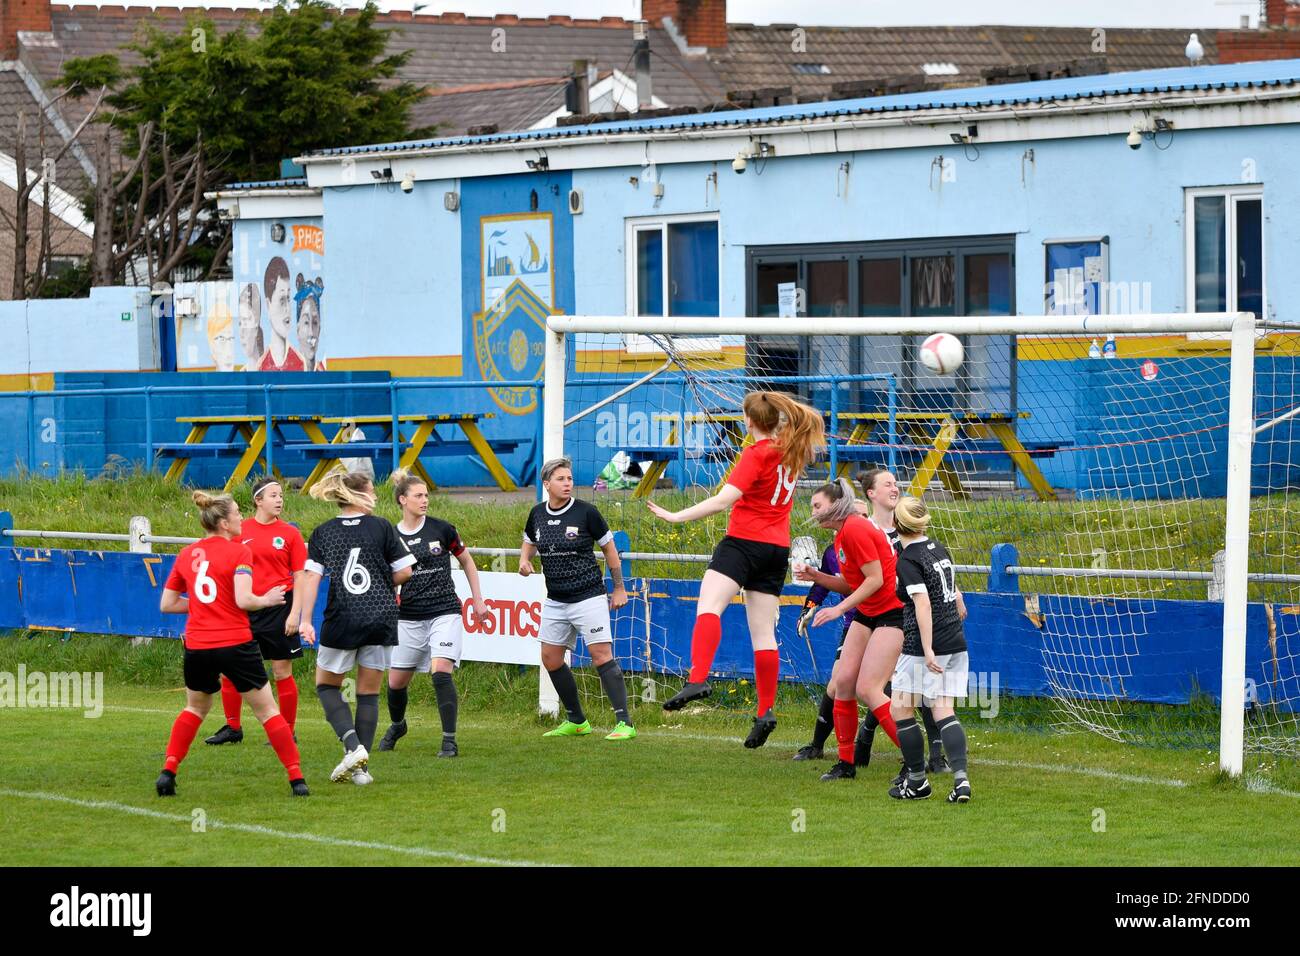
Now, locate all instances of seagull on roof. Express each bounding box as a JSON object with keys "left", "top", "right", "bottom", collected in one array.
[{"left": 1186, "top": 33, "right": 1205, "bottom": 65}]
